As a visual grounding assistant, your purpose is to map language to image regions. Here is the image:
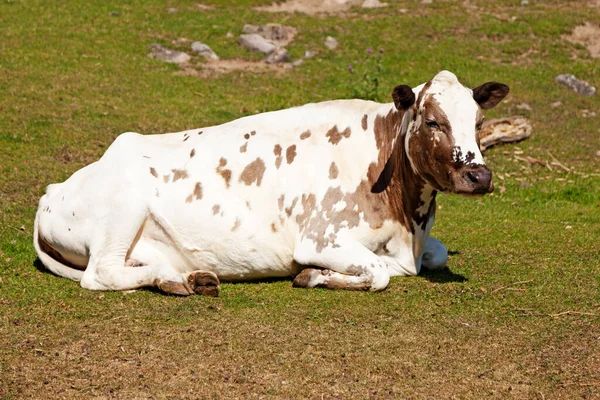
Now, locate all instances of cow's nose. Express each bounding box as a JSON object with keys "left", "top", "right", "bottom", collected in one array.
[{"left": 463, "top": 167, "right": 493, "bottom": 193}]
